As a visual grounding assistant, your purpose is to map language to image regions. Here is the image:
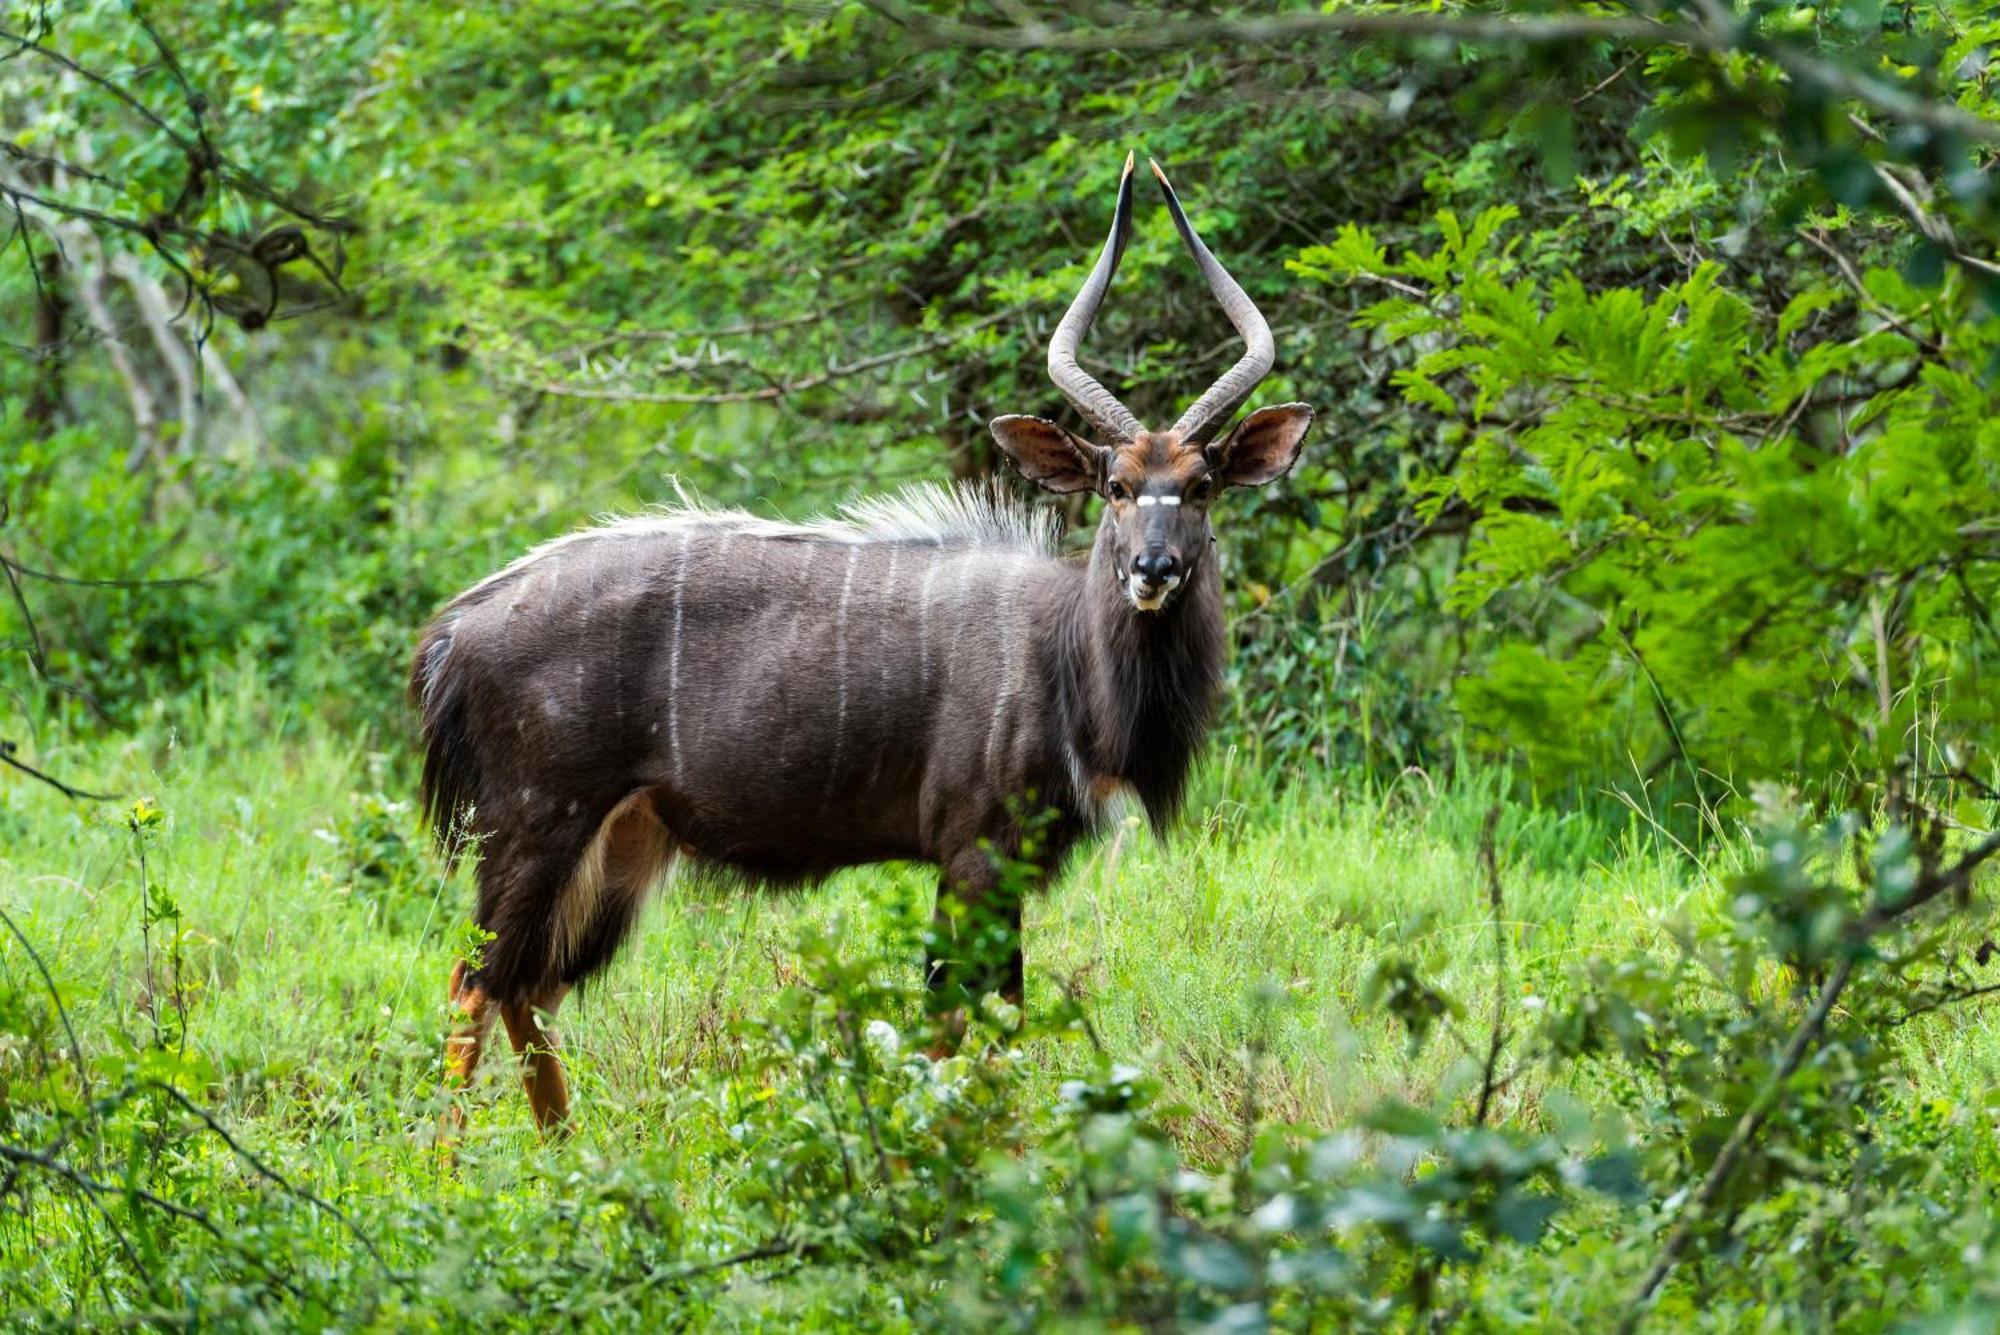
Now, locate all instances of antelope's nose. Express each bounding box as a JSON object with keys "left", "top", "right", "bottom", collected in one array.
[{"left": 1133, "top": 551, "right": 1179, "bottom": 584}]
